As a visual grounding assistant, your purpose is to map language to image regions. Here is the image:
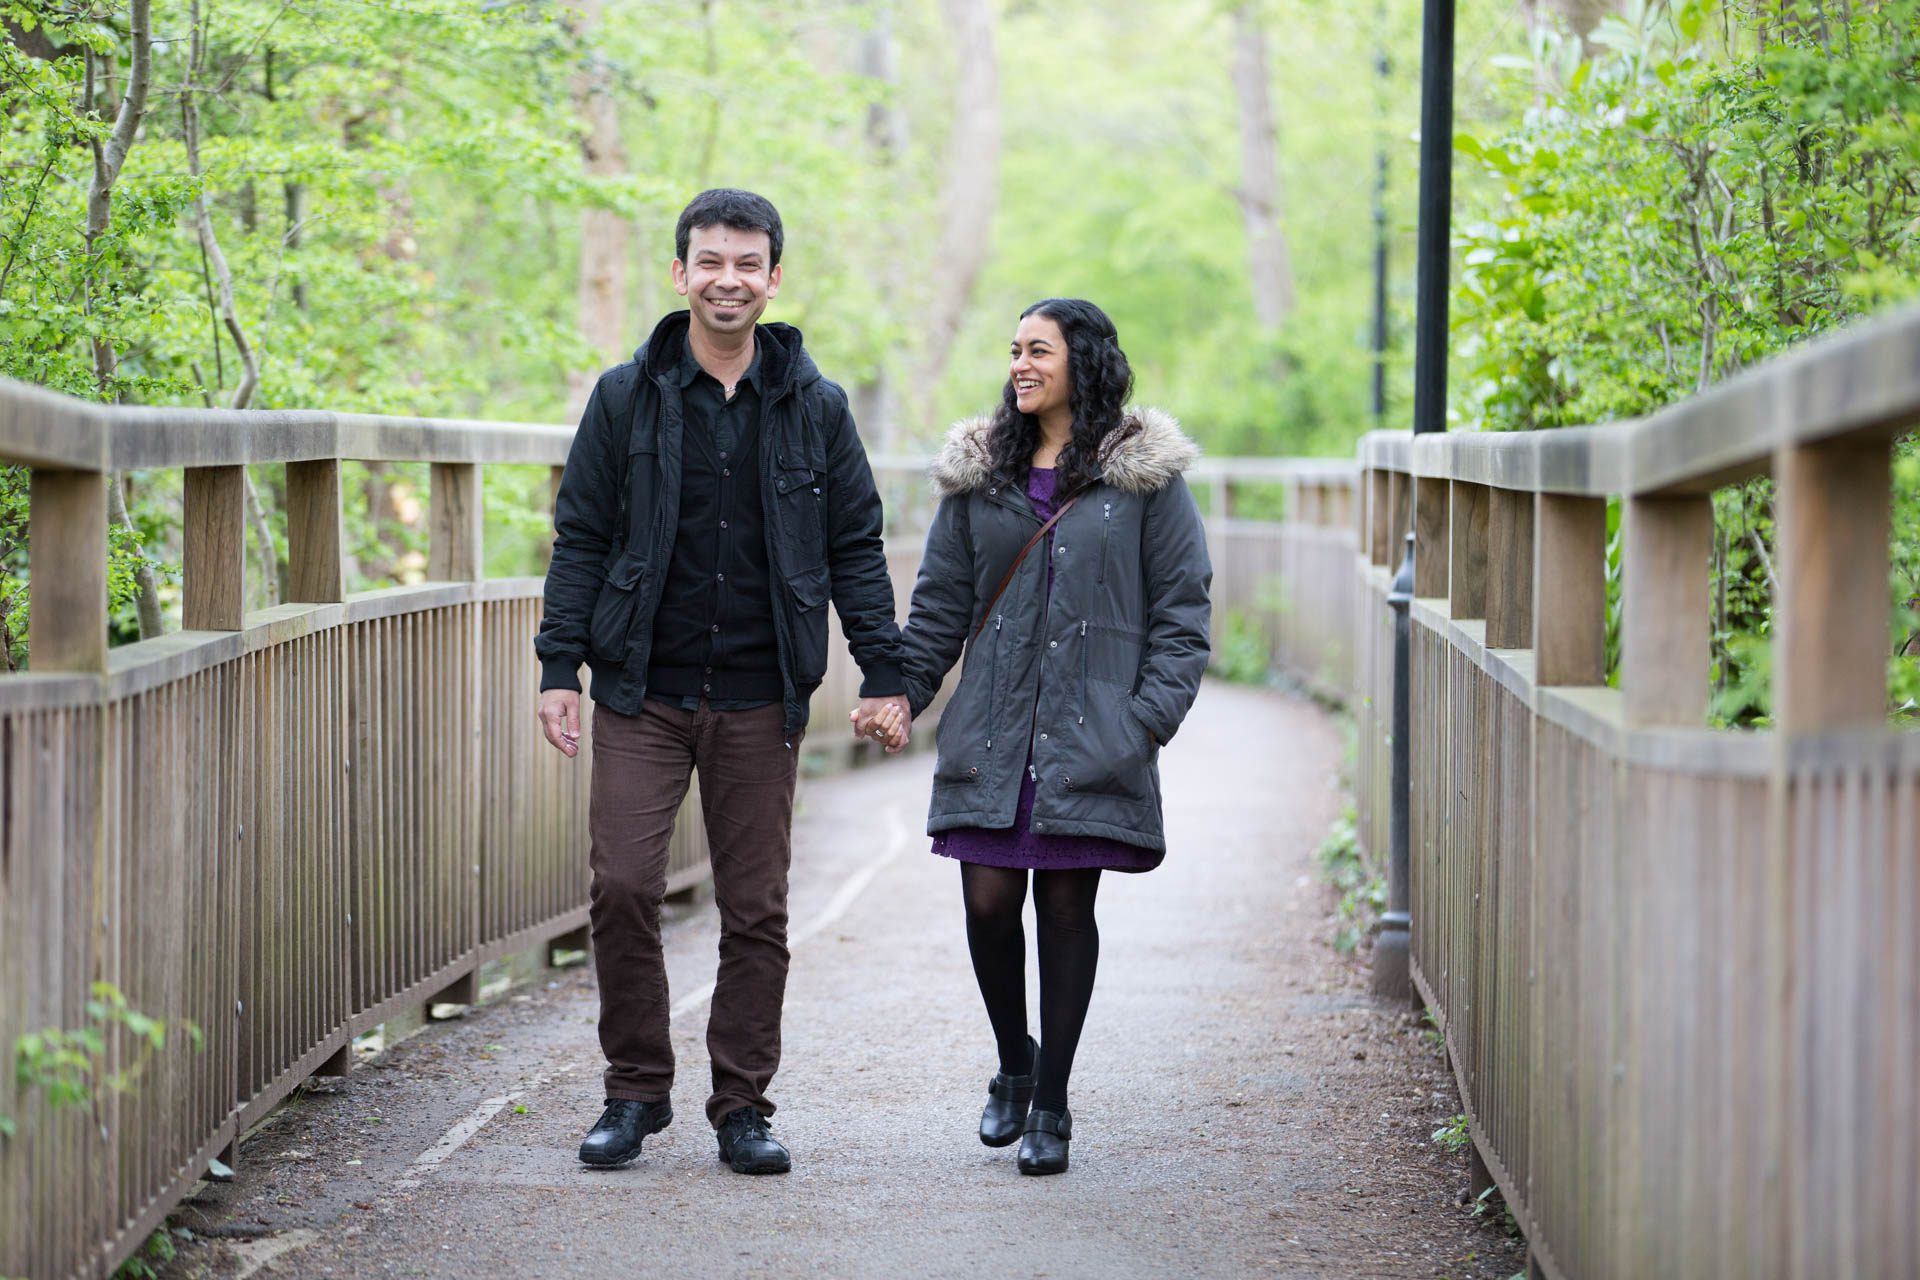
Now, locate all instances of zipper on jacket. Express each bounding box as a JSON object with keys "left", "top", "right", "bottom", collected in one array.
[
  {"left": 1078, "top": 619, "right": 1089, "bottom": 725},
  {"left": 985, "top": 613, "right": 1003, "bottom": 751},
  {"left": 1098, "top": 502, "right": 1112, "bottom": 584}
]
